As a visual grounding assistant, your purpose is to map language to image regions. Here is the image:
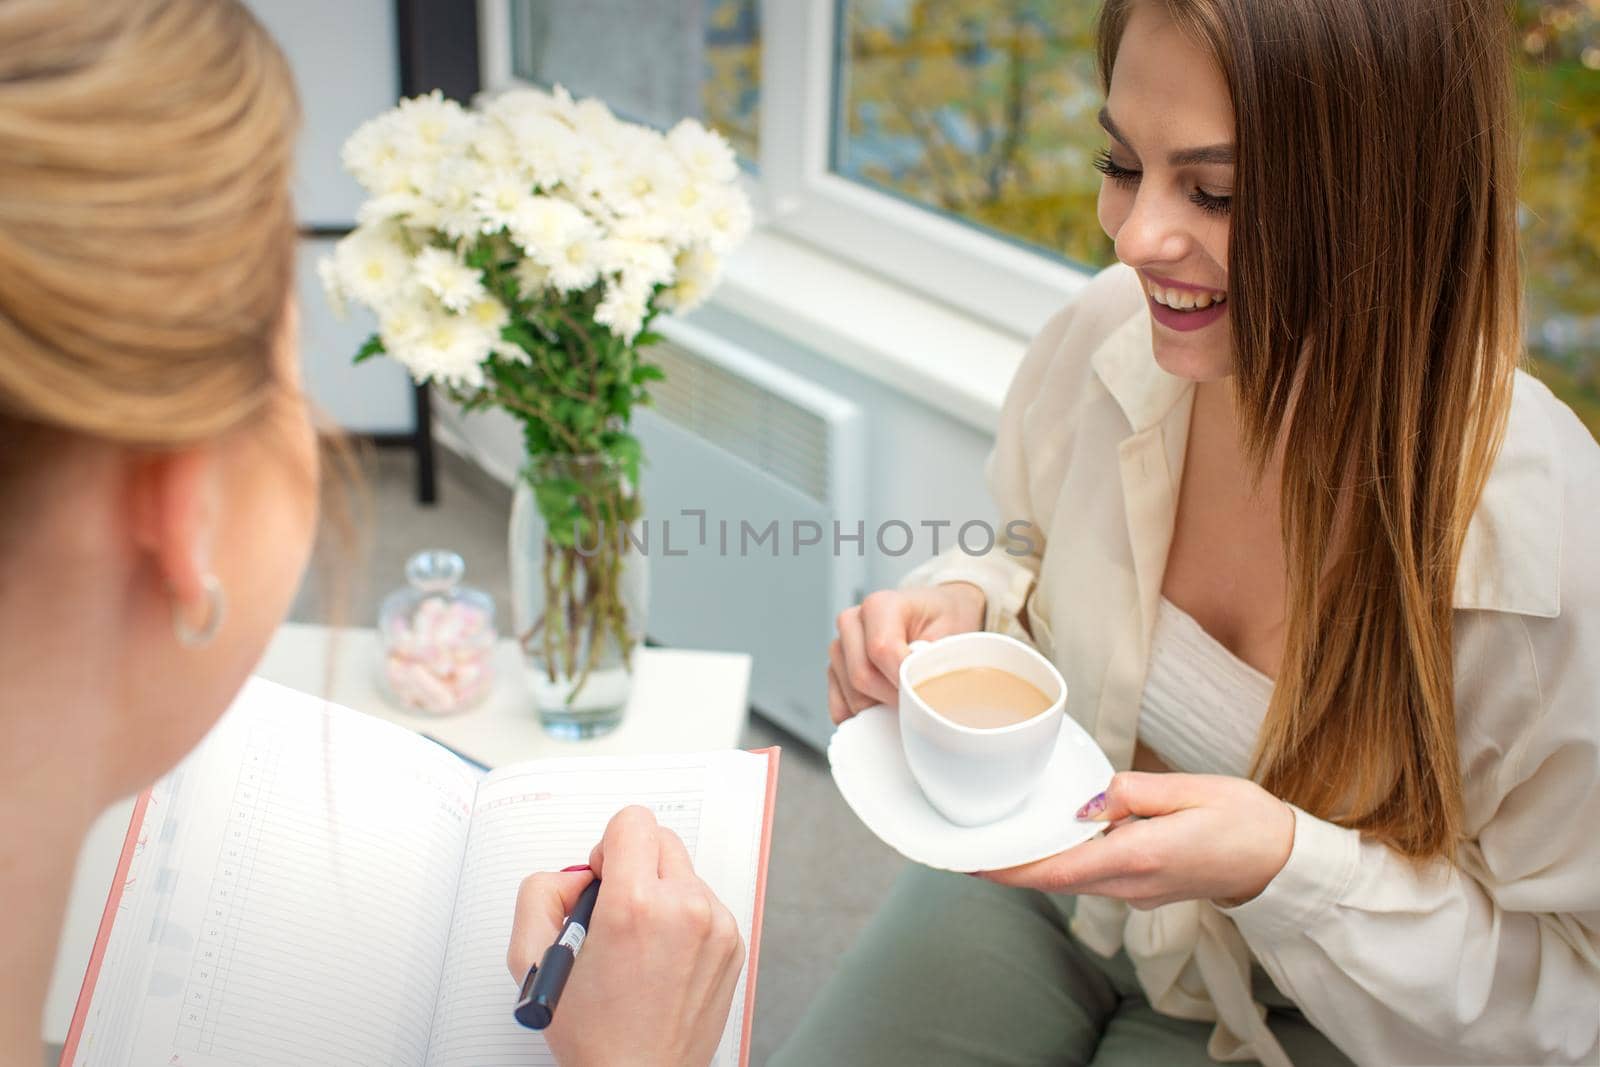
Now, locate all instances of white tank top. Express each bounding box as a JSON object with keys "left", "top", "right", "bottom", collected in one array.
[{"left": 1137, "top": 597, "right": 1275, "bottom": 778}]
